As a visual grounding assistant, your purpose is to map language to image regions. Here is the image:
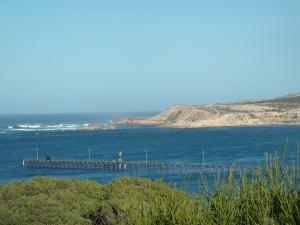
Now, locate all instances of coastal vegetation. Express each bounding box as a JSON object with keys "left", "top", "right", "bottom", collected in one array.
[{"left": 0, "top": 150, "right": 299, "bottom": 225}]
